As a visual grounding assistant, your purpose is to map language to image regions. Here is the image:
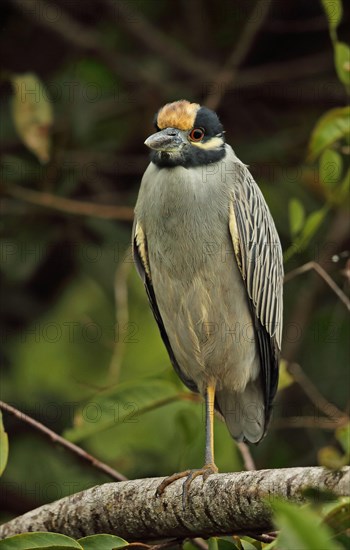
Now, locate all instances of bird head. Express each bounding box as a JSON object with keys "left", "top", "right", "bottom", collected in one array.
[{"left": 145, "top": 100, "right": 226, "bottom": 168}]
